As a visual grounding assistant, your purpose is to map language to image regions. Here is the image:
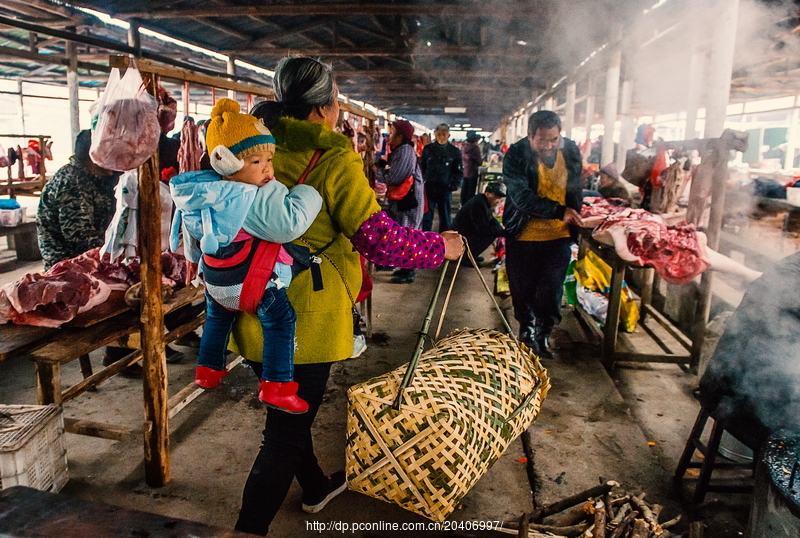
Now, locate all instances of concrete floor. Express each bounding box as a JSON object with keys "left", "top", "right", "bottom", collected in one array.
[{"left": 0, "top": 247, "right": 752, "bottom": 537}]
